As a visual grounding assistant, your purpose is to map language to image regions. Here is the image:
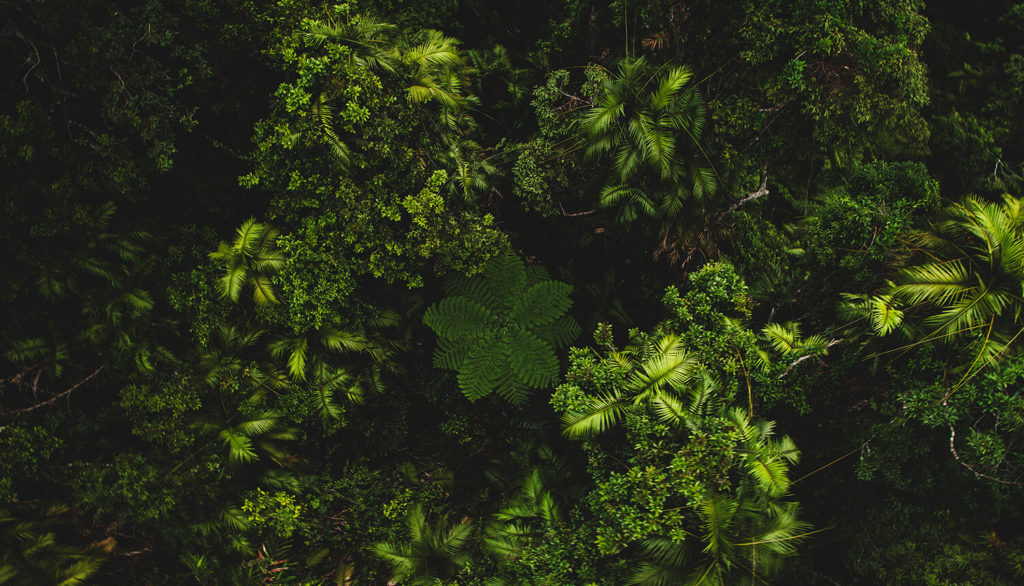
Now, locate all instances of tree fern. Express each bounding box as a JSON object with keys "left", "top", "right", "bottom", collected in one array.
[
  {"left": 425, "top": 255, "right": 579, "bottom": 404},
  {"left": 508, "top": 280, "right": 572, "bottom": 329}
]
